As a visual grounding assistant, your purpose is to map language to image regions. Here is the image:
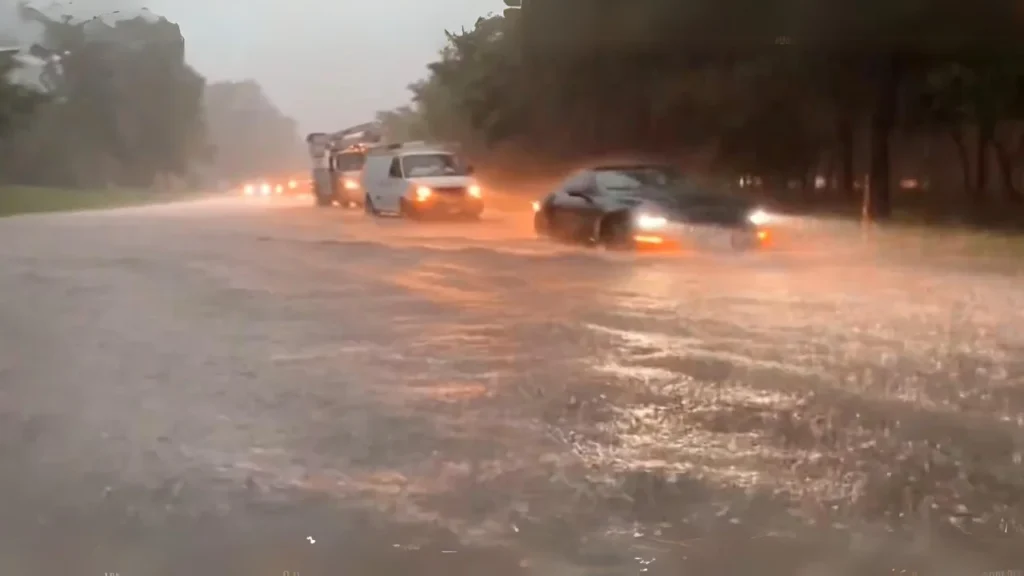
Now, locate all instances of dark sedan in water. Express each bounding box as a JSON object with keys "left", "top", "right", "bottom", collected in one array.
[{"left": 532, "top": 164, "right": 773, "bottom": 251}]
